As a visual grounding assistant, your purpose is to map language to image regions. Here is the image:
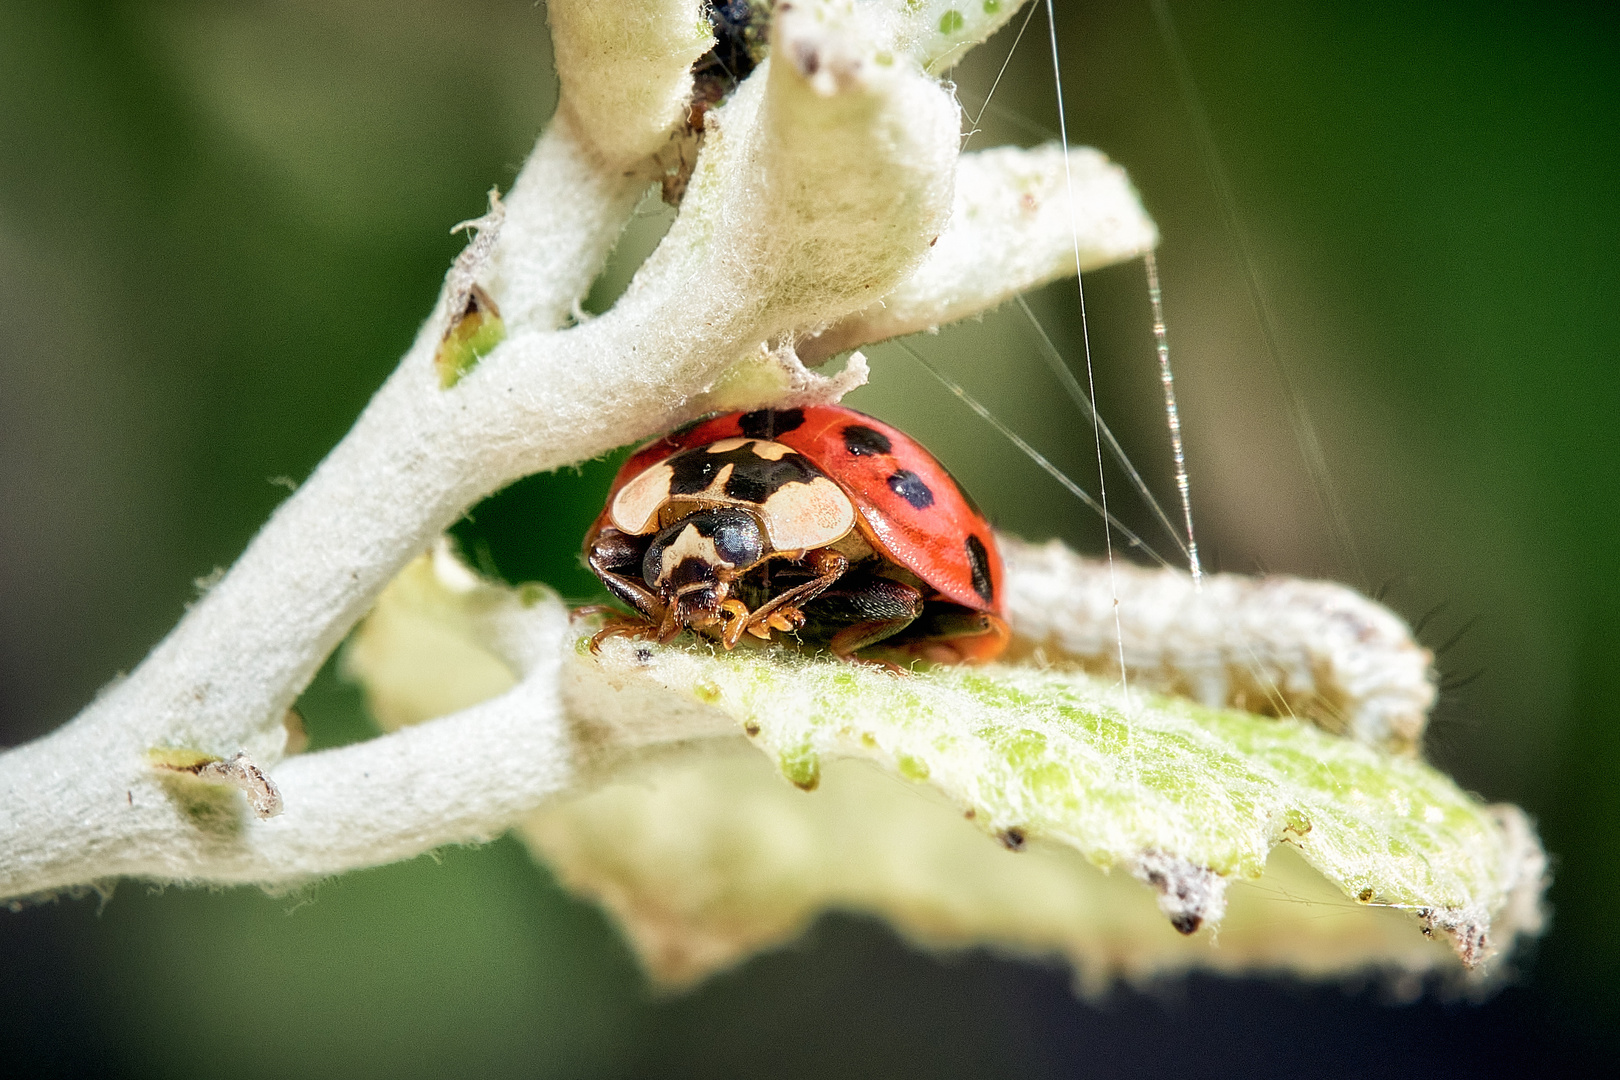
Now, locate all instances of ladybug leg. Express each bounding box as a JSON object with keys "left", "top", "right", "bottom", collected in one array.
[
  {"left": 762, "top": 607, "right": 807, "bottom": 635},
  {"left": 570, "top": 604, "right": 618, "bottom": 621},
  {"left": 828, "top": 618, "right": 921, "bottom": 666},
  {"left": 586, "top": 527, "right": 667, "bottom": 622},
  {"left": 740, "top": 548, "right": 848, "bottom": 643},
  {"left": 717, "top": 598, "right": 754, "bottom": 648},
  {"left": 656, "top": 601, "right": 687, "bottom": 643},
  {"left": 588, "top": 614, "right": 661, "bottom": 654},
  {"left": 583, "top": 527, "right": 669, "bottom": 652},
  {"left": 903, "top": 607, "right": 1011, "bottom": 663},
  {"left": 801, "top": 574, "right": 925, "bottom": 665}
]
